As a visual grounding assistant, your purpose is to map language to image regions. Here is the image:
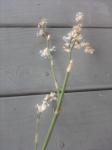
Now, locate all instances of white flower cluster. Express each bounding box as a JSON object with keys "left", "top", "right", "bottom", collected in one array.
[
  {"left": 36, "top": 18, "right": 47, "bottom": 37},
  {"left": 63, "top": 12, "right": 95, "bottom": 54},
  {"left": 80, "top": 41, "right": 95, "bottom": 54},
  {"left": 75, "top": 12, "right": 84, "bottom": 23},
  {"left": 37, "top": 18, "right": 56, "bottom": 58},
  {"left": 39, "top": 46, "right": 56, "bottom": 59},
  {"left": 36, "top": 92, "right": 57, "bottom": 113},
  {"left": 40, "top": 48, "right": 49, "bottom": 58}
]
